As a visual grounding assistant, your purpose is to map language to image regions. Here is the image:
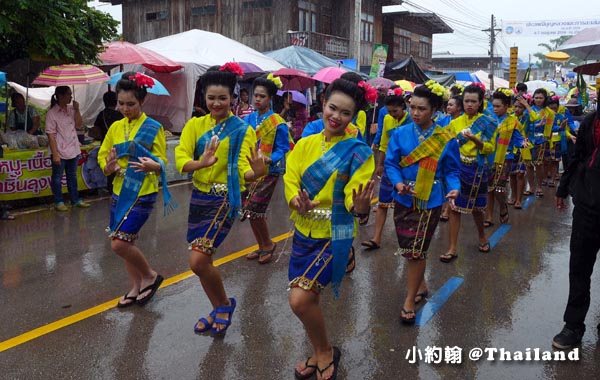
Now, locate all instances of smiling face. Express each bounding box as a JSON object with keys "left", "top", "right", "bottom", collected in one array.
[
  {"left": 253, "top": 85, "right": 271, "bottom": 113},
  {"left": 463, "top": 92, "right": 481, "bottom": 117},
  {"left": 205, "top": 85, "right": 232, "bottom": 121},
  {"left": 117, "top": 90, "right": 143, "bottom": 120},
  {"left": 409, "top": 95, "right": 434, "bottom": 129},
  {"left": 322, "top": 91, "right": 356, "bottom": 138}
]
